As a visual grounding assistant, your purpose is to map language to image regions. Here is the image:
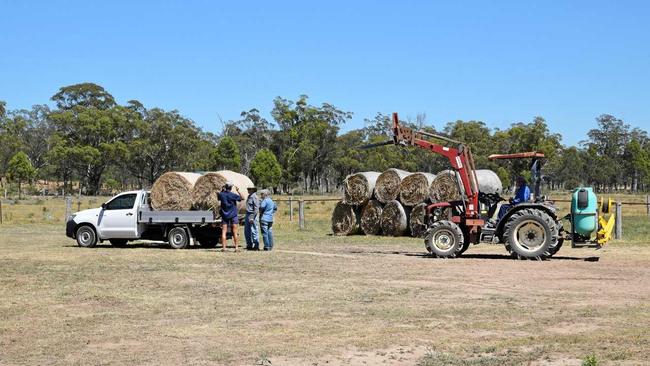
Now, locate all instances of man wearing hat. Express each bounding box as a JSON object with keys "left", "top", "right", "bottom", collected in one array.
[
  {"left": 244, "top": 185, "right": 260, "bottom": 250},
  {"left": 217, "top": 181, "right": 242, "bottom": 252}
]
